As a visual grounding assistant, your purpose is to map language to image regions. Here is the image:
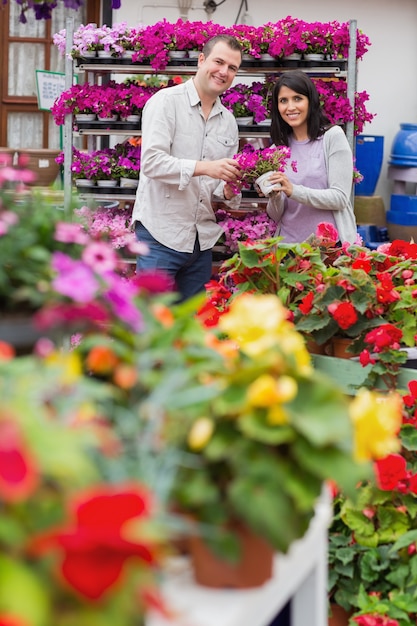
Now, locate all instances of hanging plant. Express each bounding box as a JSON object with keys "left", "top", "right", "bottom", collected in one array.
[{"left": 7, "top": 0, "right": 121, "bottom": 24}]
